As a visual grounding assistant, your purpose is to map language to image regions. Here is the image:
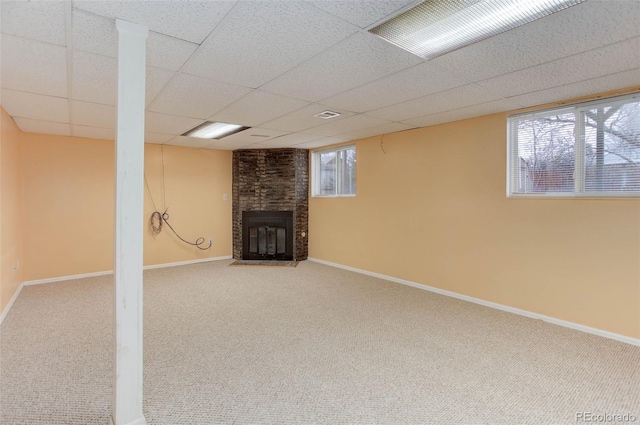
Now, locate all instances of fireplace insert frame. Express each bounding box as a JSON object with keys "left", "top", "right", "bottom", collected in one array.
[{"left": 242, "top": 211, "right": 294, "bottom": 260}]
